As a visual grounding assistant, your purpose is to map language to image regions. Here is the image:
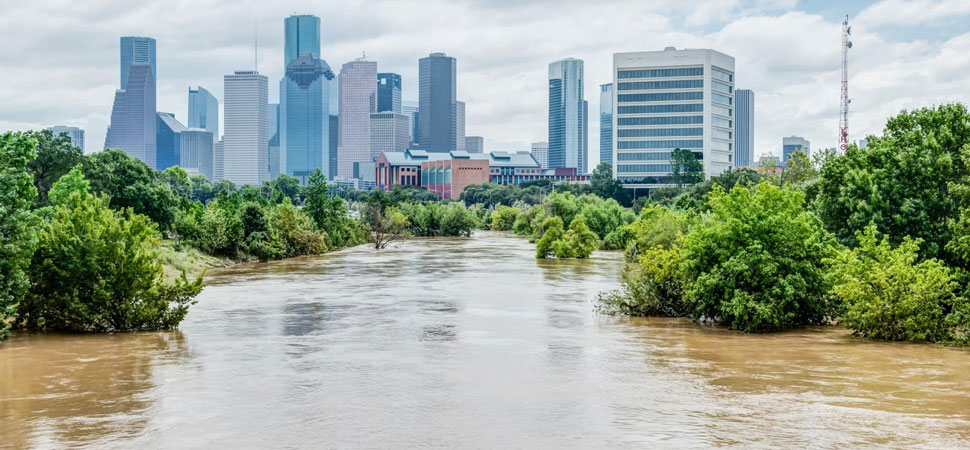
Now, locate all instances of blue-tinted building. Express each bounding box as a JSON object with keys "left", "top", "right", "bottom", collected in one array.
[
  {"left": 377, "top": 73, "right": 402, "bottom": 114},
  {"left": 402, "top": 101, "right": 419, "bottom": 144},
  {"left": 735, "top": 89, "right": 754, "bottom": 167},
  {"left": 180, "top": 128, "right": 214, "bottom": 179},
  {"left": 156, "top": 112, "right": 185, "bottom": 170},
  {"left": 284, "top": 15, "right": 321, "bottom": 67},
  {"left": 188, "top": 86, "right": 218, "bottom": 138},
  {"left": 47, "top": 126, "right": 85, "bottom": 152},
  {"left": 782, "top": 136, "right": 810, "bottom": 163},
  {"left": 105, "top": 63, "right": 156, "bottom": 168},
  {"left": 548, "top": 58, "right": 585, "bottom": 173},
  {"left": 599, "top": 83, "right": 613, "bottom": 166},
  {"left": 280, "top": 54, "right": 334, "bottom": 183},
  {"left": 120, "top": 37, "right": 155, "bottom": 89},
  {"left": 417, "top": 53, "right": 457, "bottom": 153},
  {"left": 329, "top": 114, "right": 338, "bottom": 179}
]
